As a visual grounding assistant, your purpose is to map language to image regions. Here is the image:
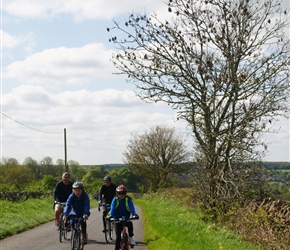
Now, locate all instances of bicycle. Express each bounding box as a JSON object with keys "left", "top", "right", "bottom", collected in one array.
[
  {"left": 71, "top": 217, "right": 85, "bottom": 250},
  {"left": 55, "top": 201, "right": 69, "bottom": 242},
  {"left": 111, "top": 215, "right": 139, "bottom": 250},
  {"left": 99, "top": 201, "right": 114, "bottom": 242}
]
